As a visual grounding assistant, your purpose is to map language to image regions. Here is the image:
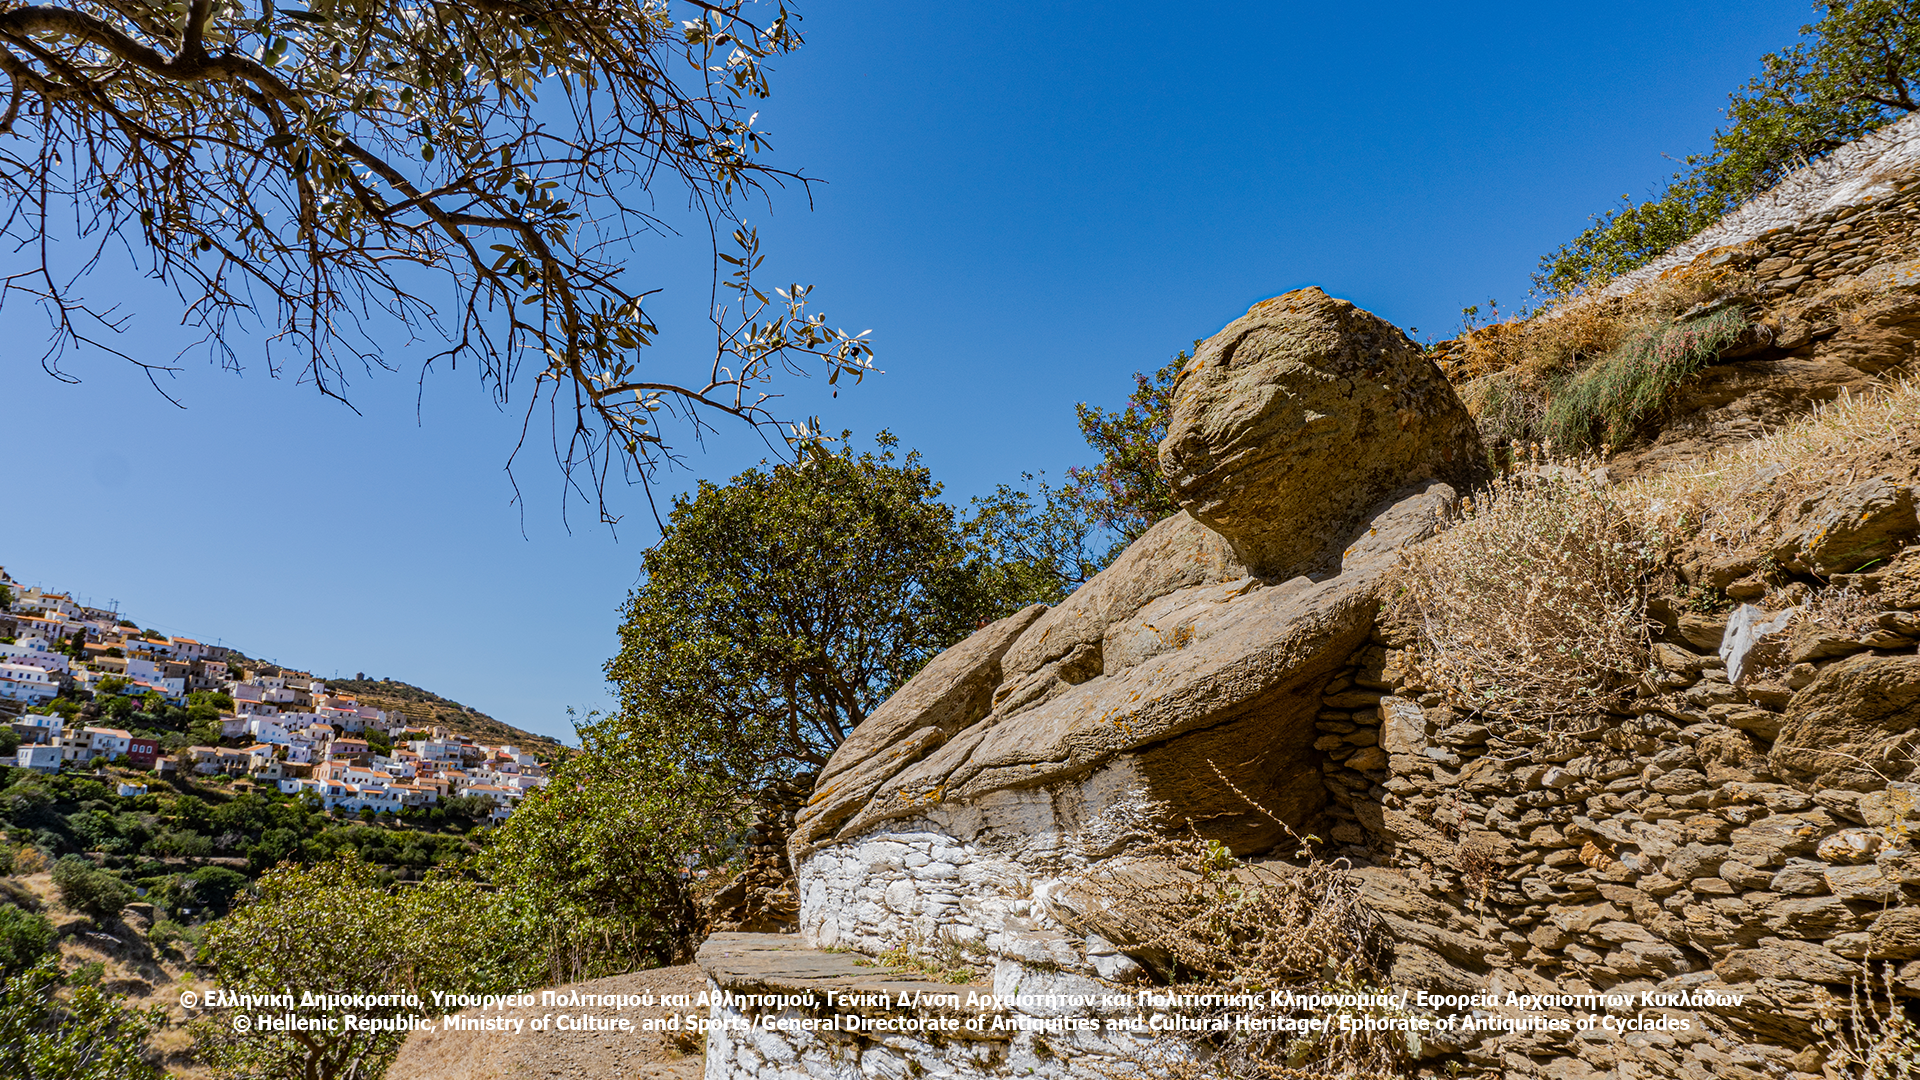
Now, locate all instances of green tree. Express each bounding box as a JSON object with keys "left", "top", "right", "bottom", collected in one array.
[
  {"left": 185, "top": 705, "right": 223, "bottom": 746},
  {"left": 965, "top": 347, "right": 1188, "bottom": 603},
  {"left": 481, "top": 743, "right": 721, "bottom": 980},
  {"left": 49, "top": 858, "right": 133, "bottom": 923},
  {"left": 0, "top": 905, "right": 56, "bottom": 978},
  {"left": 1, "top": 1, "right": 870, "bottom": 514},
  {"left": 1067, "top": 349, "right": 1187, "bottom": 547},
  {"left": 195, "top": 855, "right": 510, "bottom": 1080},
  {"left": 185, "top": 867, "right": 251, "bottom": 918},
  {"left": 0, "top": 959, "right": 166, "bottom": 1080},
  {"left": 964, "top": 473, "right": 1106, "bottom": 606},
  {"left": 1539, "top": 0, "right": 1920, "bottom": 297},
  {"left": 605, "top": 435, "right": 1005, "bottom": 788}
]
